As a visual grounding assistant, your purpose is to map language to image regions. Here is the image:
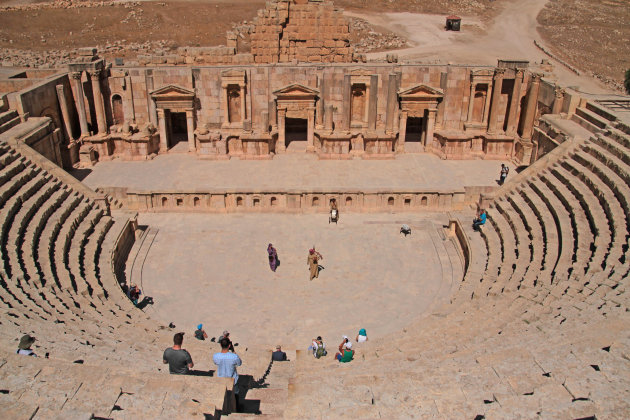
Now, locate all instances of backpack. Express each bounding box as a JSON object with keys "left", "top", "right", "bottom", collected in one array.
[{"left": 315, "top": 343, "right": 326, "bottom": 359}]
